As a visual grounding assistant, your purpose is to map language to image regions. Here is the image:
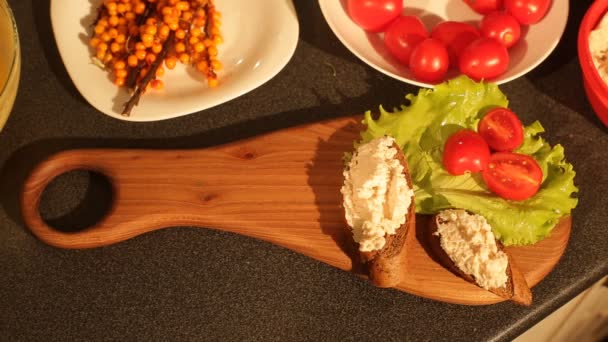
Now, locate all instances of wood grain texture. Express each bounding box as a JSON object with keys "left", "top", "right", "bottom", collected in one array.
[{"left": 20, "top": 117, "right": 571, "bottom": 305}]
